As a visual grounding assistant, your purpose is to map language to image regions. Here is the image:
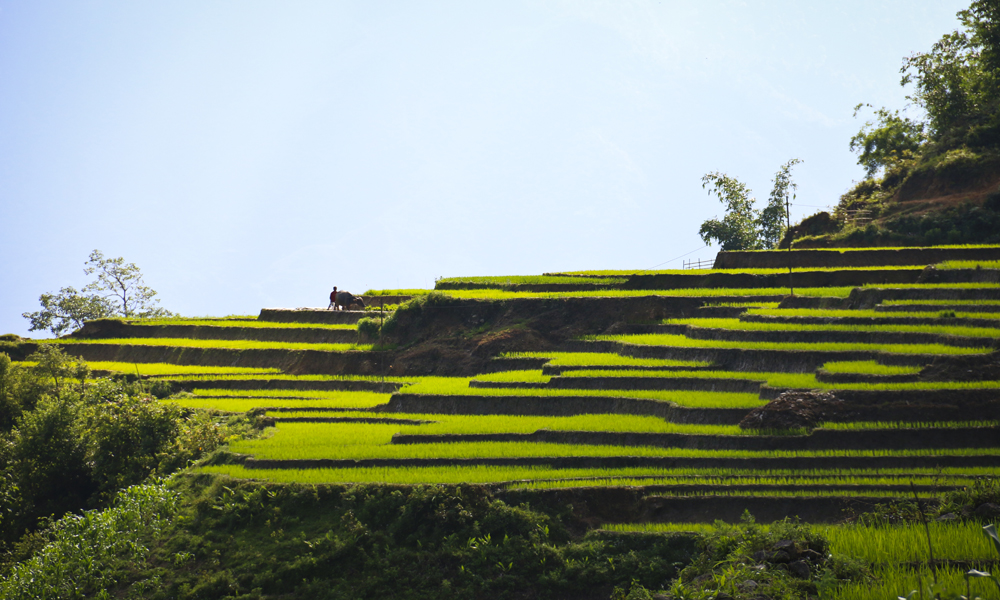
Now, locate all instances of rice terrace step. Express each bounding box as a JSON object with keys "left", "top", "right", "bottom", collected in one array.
[{"left": 18, "top": 244, "right": 1000, "bottom": 531}]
